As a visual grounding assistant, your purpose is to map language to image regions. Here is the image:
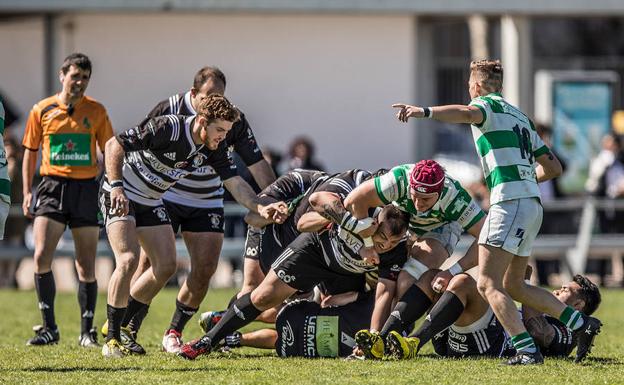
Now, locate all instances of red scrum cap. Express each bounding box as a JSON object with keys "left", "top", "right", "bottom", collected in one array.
[{"left": 409, "top": 160, "right": 445, "bottom": 195}]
